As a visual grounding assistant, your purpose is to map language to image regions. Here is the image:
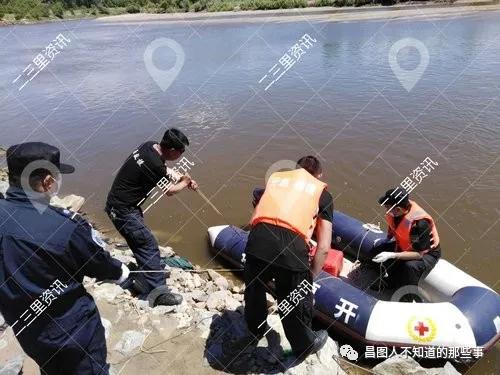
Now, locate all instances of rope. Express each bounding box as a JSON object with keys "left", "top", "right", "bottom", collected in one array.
[
  {"left": 355, "top": 230, "right": 371, "bottom": 263},
  {"left": 356, "top": 223, "right": 382, "bottom": 263}
]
